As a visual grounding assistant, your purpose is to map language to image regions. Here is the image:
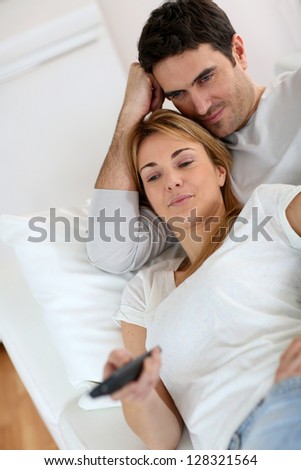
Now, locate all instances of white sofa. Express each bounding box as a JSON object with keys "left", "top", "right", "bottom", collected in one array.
[{"left": 0, "top": 205, "right": 192, "bottom": 450}]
